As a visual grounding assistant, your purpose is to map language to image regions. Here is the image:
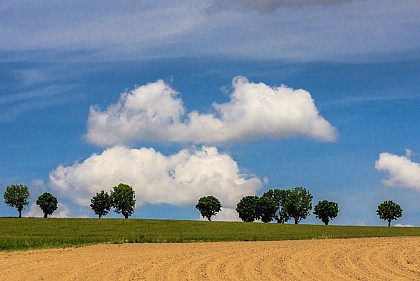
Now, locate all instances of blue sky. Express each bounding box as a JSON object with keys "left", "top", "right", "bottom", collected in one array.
[{"left": 0, "top": 0, "right": 419, "bottom": 226}]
